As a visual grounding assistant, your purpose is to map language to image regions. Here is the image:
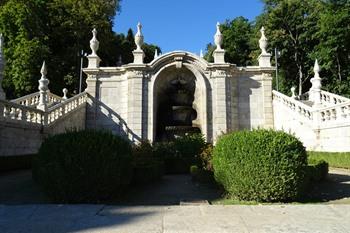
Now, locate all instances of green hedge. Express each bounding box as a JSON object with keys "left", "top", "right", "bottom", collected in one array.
[
  {"left": 32, "top": 130, "right": 133, "bottom": 203},
  {"left": 307, "top": 159, "right": 328, "bottom": 181},
  {"left": 0, "top": 154, "right": 34, "bottom": 172},
  {"left": 132, "top": 141, "right": 164, "bottom": 184},
  {"left": 153, "top": 134, "right": 206, "bottom": 174},
  {"left": 213, "top": 129, "right": 308, "bottom": 202}
]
